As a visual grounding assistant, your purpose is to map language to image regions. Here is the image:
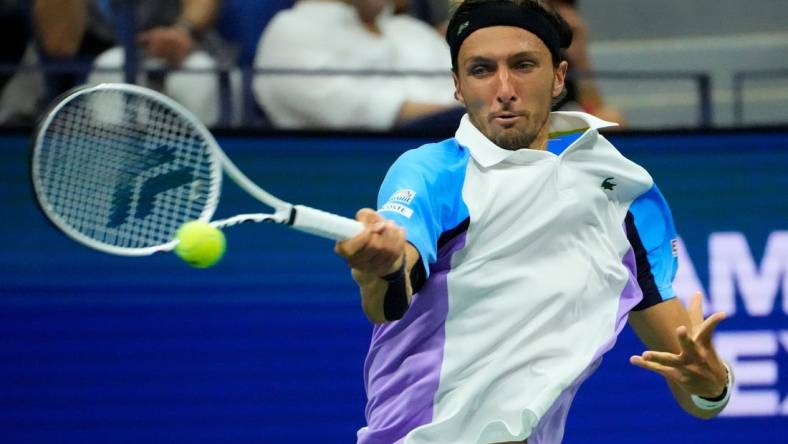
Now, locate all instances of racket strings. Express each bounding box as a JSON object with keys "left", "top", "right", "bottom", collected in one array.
[{"left": 34, "top": 89, "right": 217, "bottom": 251}]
